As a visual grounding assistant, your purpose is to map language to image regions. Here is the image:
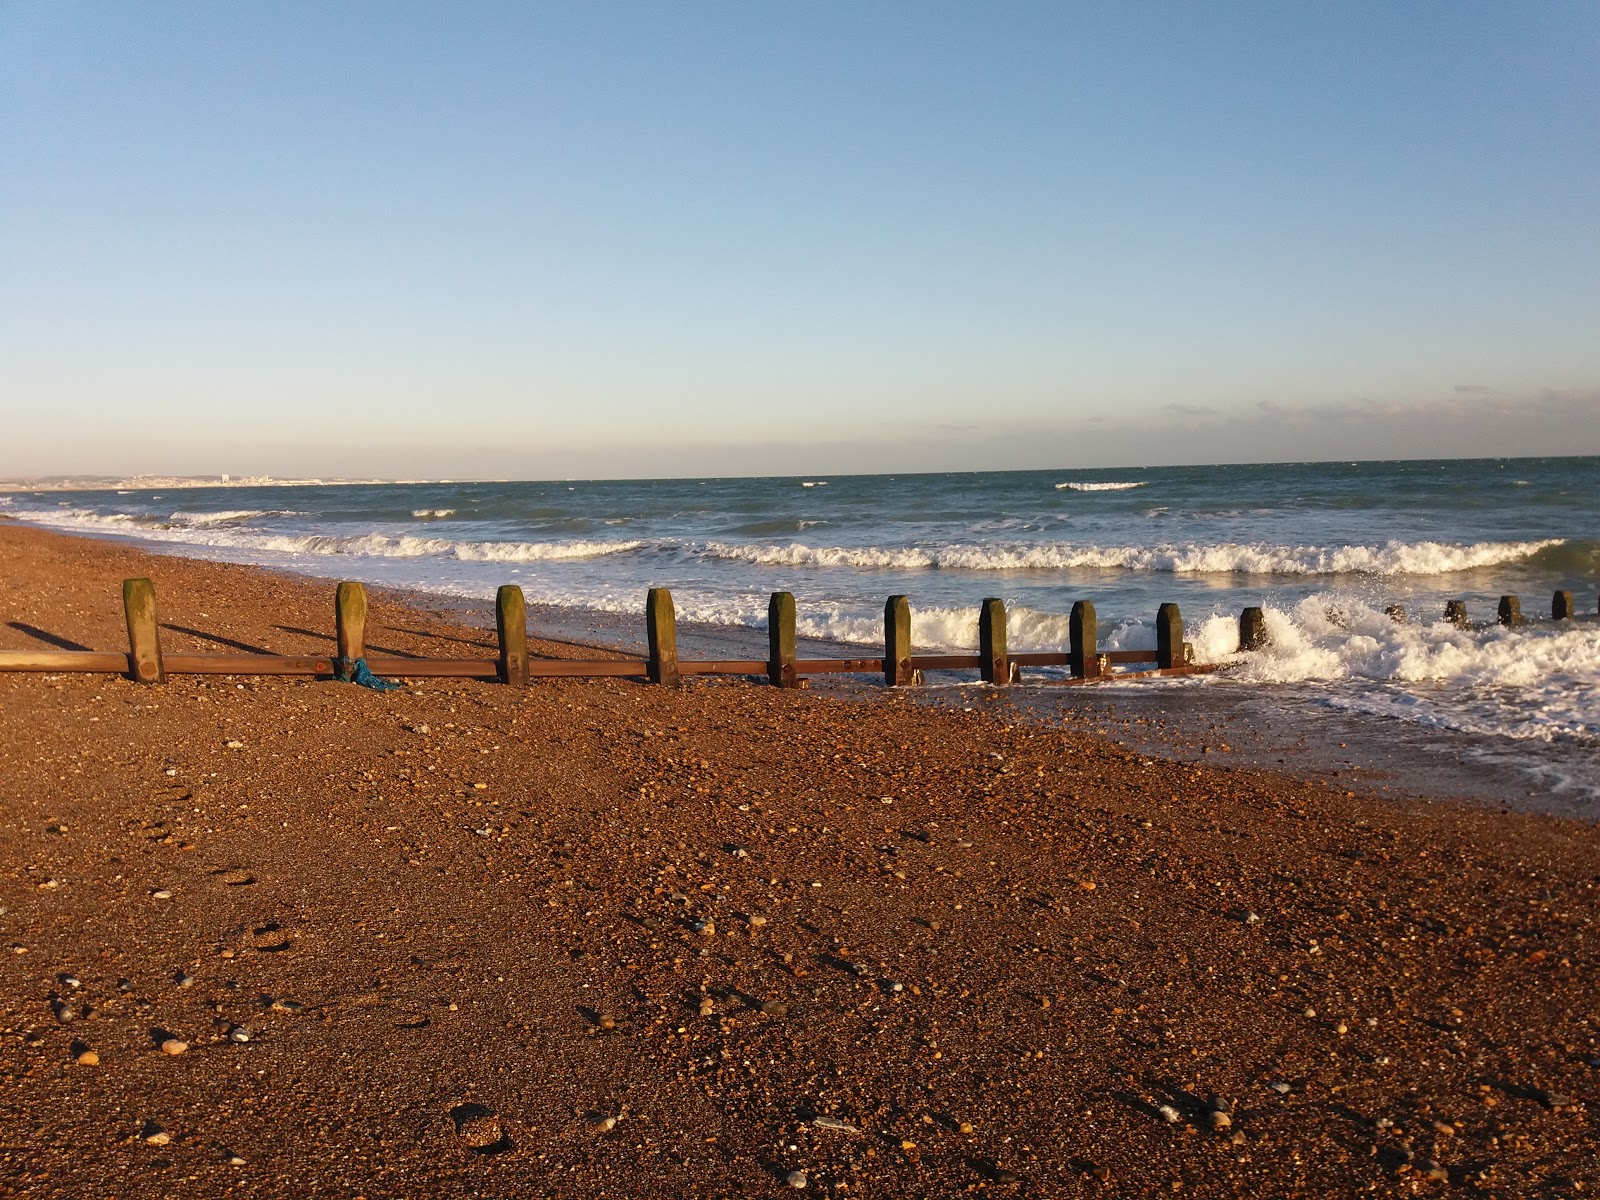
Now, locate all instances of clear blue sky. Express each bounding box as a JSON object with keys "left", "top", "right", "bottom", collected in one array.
[{"left": 3, "top": 2, "right": 1597, "bottom": 478}]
